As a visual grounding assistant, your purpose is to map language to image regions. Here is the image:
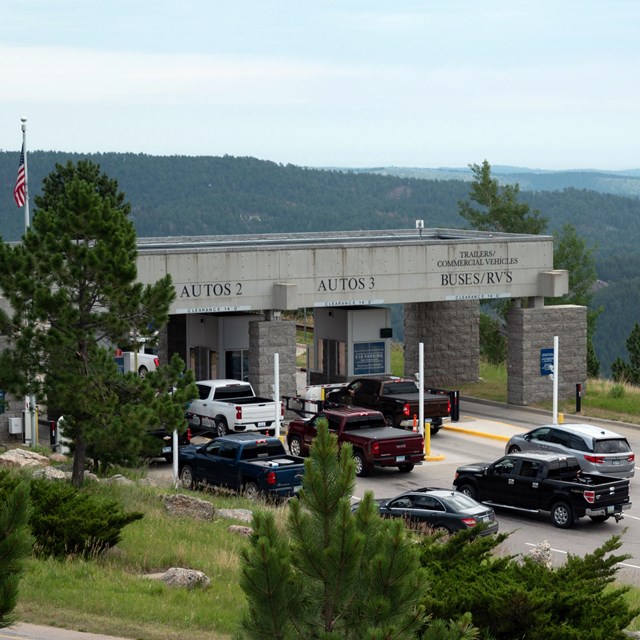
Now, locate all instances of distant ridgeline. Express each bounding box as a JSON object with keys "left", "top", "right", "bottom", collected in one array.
[{"left": 1, "top": 151, "right": 640, "bottom": 376}]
